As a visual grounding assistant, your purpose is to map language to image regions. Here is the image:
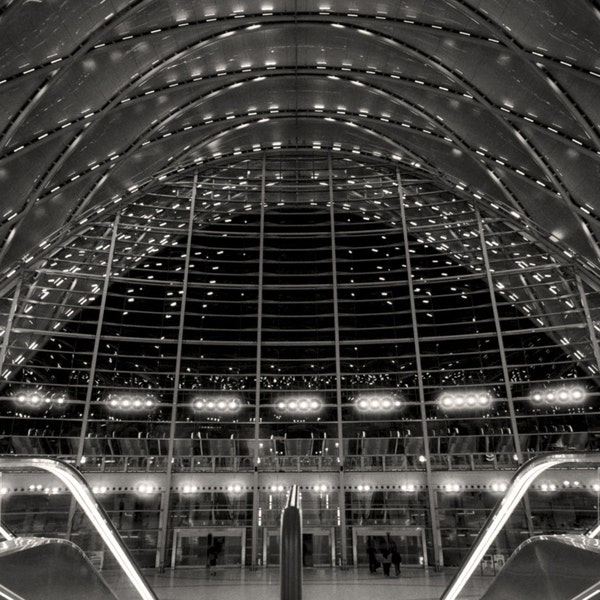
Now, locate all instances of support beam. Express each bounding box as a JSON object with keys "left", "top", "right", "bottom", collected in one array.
[
  {"left": 251, "top": 154, "right": 267, "bottom": 568},
  {"left": 397, "top": 168, "right": 444, "bottom": 570},
  {"left": 328, "top": 153, "right": 348, "bottom": 567},
  {"left": 0, "top": 276, "right": 22, "bottom": 375},
  {"left": 75, "top": 213, "right": 121, "bottom": 468},
  {"left": 157, "top": 171, "right": 198, "bottom": 569},
  {"left": 476, "top": 208, "right": 534, "bottom": 537}
]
